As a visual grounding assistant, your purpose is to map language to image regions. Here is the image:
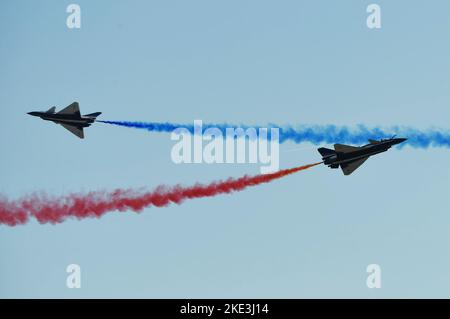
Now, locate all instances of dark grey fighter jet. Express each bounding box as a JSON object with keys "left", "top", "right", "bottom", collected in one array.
[
  {"left": 28, "top": 102, "right": 101, "bottom": 139},
  {"left": 318, "top": 137, "right": 407, "bottom": 175}
]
